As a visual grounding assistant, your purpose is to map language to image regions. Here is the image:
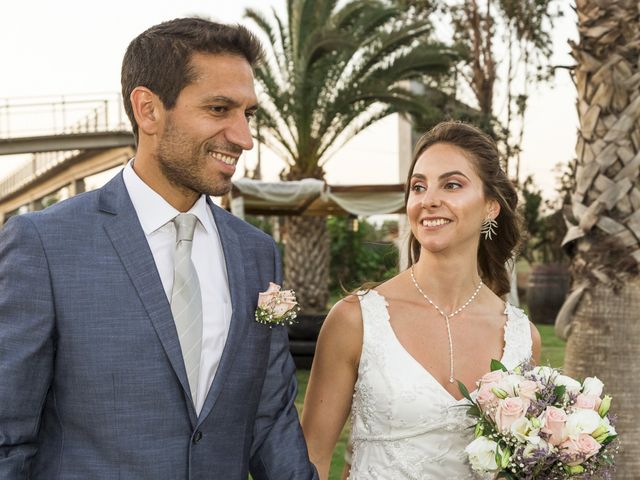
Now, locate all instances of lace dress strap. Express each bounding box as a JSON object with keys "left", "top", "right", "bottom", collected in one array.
[
  {"left": 501, "top": 303, "right": 533, "bottom": 369},
  {"left": 357, "top": 289, "right": 391, "bottom": 345}
]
